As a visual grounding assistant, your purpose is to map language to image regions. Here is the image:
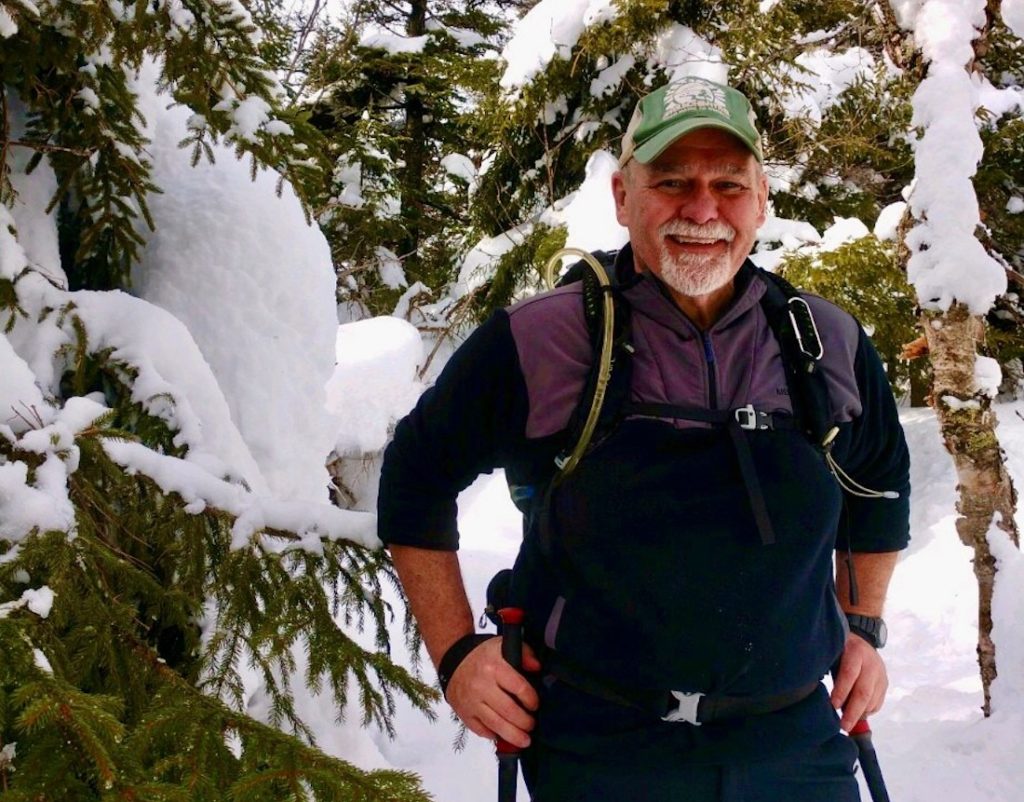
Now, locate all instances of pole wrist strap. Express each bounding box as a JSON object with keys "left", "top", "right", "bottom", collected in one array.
[{"left": 438, "top": 633, "right": 496, "bottom": 697}]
